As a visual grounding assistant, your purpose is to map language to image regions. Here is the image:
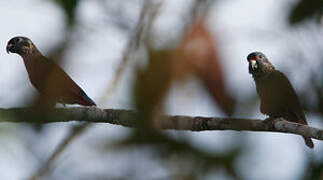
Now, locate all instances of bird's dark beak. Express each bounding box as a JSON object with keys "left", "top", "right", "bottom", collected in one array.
[
  {"left": 250, "top": 60, "right": 258, "bottom": 70},
  {"left": 6, "top": 43, "right": 14, "bottom": 54}
]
